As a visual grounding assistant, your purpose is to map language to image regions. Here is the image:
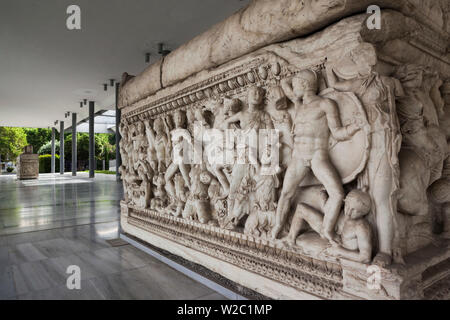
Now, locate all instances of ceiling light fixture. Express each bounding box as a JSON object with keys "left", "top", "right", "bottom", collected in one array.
[{"left": 158, "top": 43, "right": 171, "bottom": 57}]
